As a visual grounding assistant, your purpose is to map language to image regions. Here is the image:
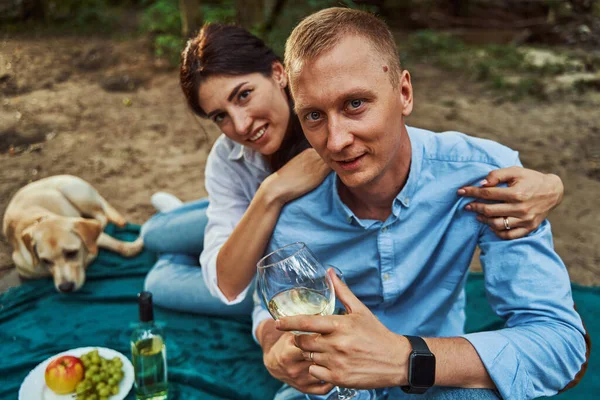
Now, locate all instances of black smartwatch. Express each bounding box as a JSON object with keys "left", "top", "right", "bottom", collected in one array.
[{"left": 401, "top": 335, "right": 436, "bottom": 394}]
